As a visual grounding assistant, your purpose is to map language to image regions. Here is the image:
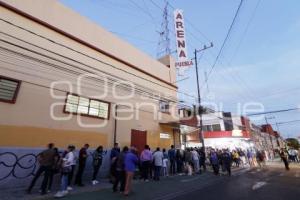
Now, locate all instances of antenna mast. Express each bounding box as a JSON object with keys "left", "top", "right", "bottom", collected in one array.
[{"left": 156, "top": 0, "right": 171, "bottom": 58}]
